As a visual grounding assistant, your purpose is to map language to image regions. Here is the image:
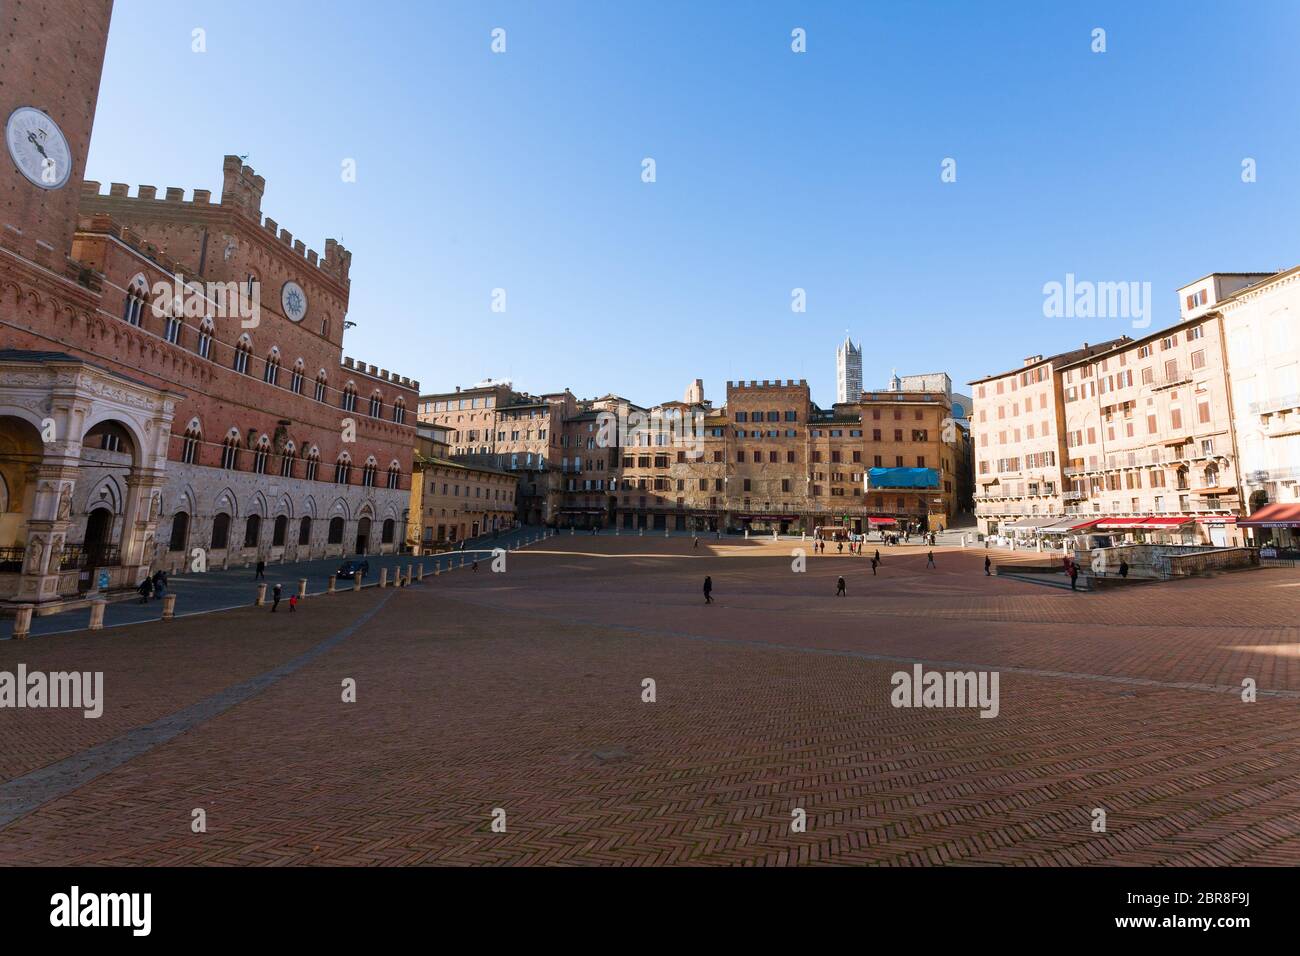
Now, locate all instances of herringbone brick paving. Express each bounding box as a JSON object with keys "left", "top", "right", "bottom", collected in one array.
[{"left": 1, "top": 540, "right": 1297, "bottom": 865}]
